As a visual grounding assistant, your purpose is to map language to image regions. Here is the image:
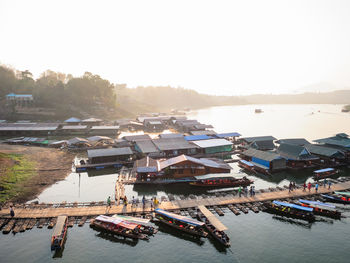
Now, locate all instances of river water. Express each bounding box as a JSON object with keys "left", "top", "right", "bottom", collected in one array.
[{"left": 1, "top": 104, "right": 350, "bottom": 263}]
